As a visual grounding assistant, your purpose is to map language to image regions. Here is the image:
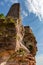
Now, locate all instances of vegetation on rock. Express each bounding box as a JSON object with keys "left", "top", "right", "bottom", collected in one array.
[{"left": 0, "top": 13, "right": 5, "bottom": 19}]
